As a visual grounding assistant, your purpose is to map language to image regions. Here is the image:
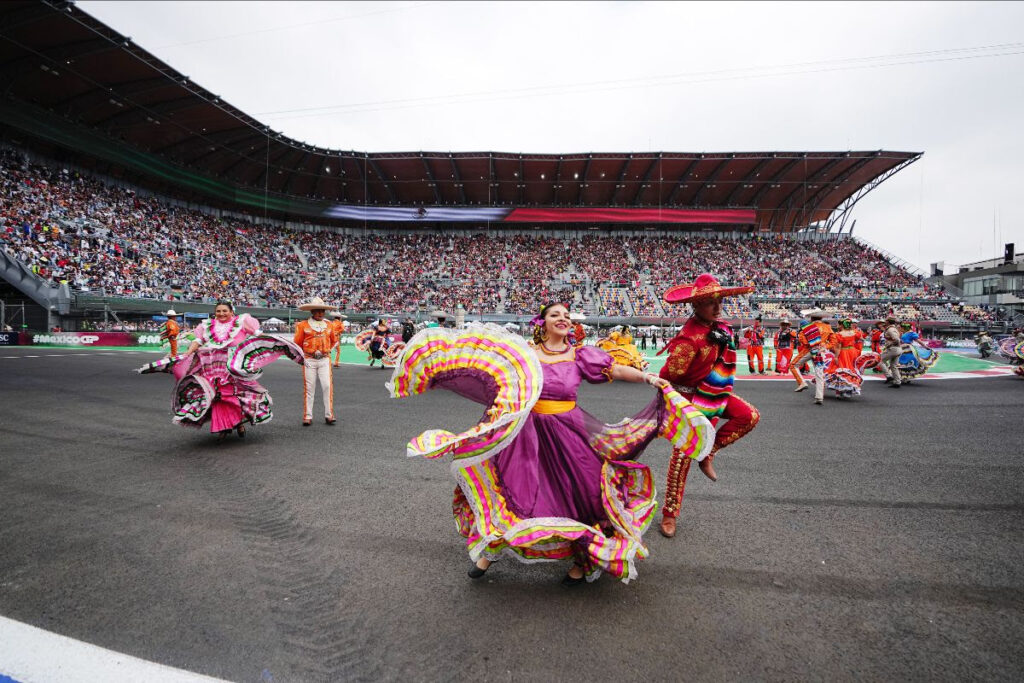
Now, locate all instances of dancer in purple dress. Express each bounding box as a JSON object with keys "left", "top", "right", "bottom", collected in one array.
[{"left": 391, "top": 302, "right": 714, "bottom": 586}]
